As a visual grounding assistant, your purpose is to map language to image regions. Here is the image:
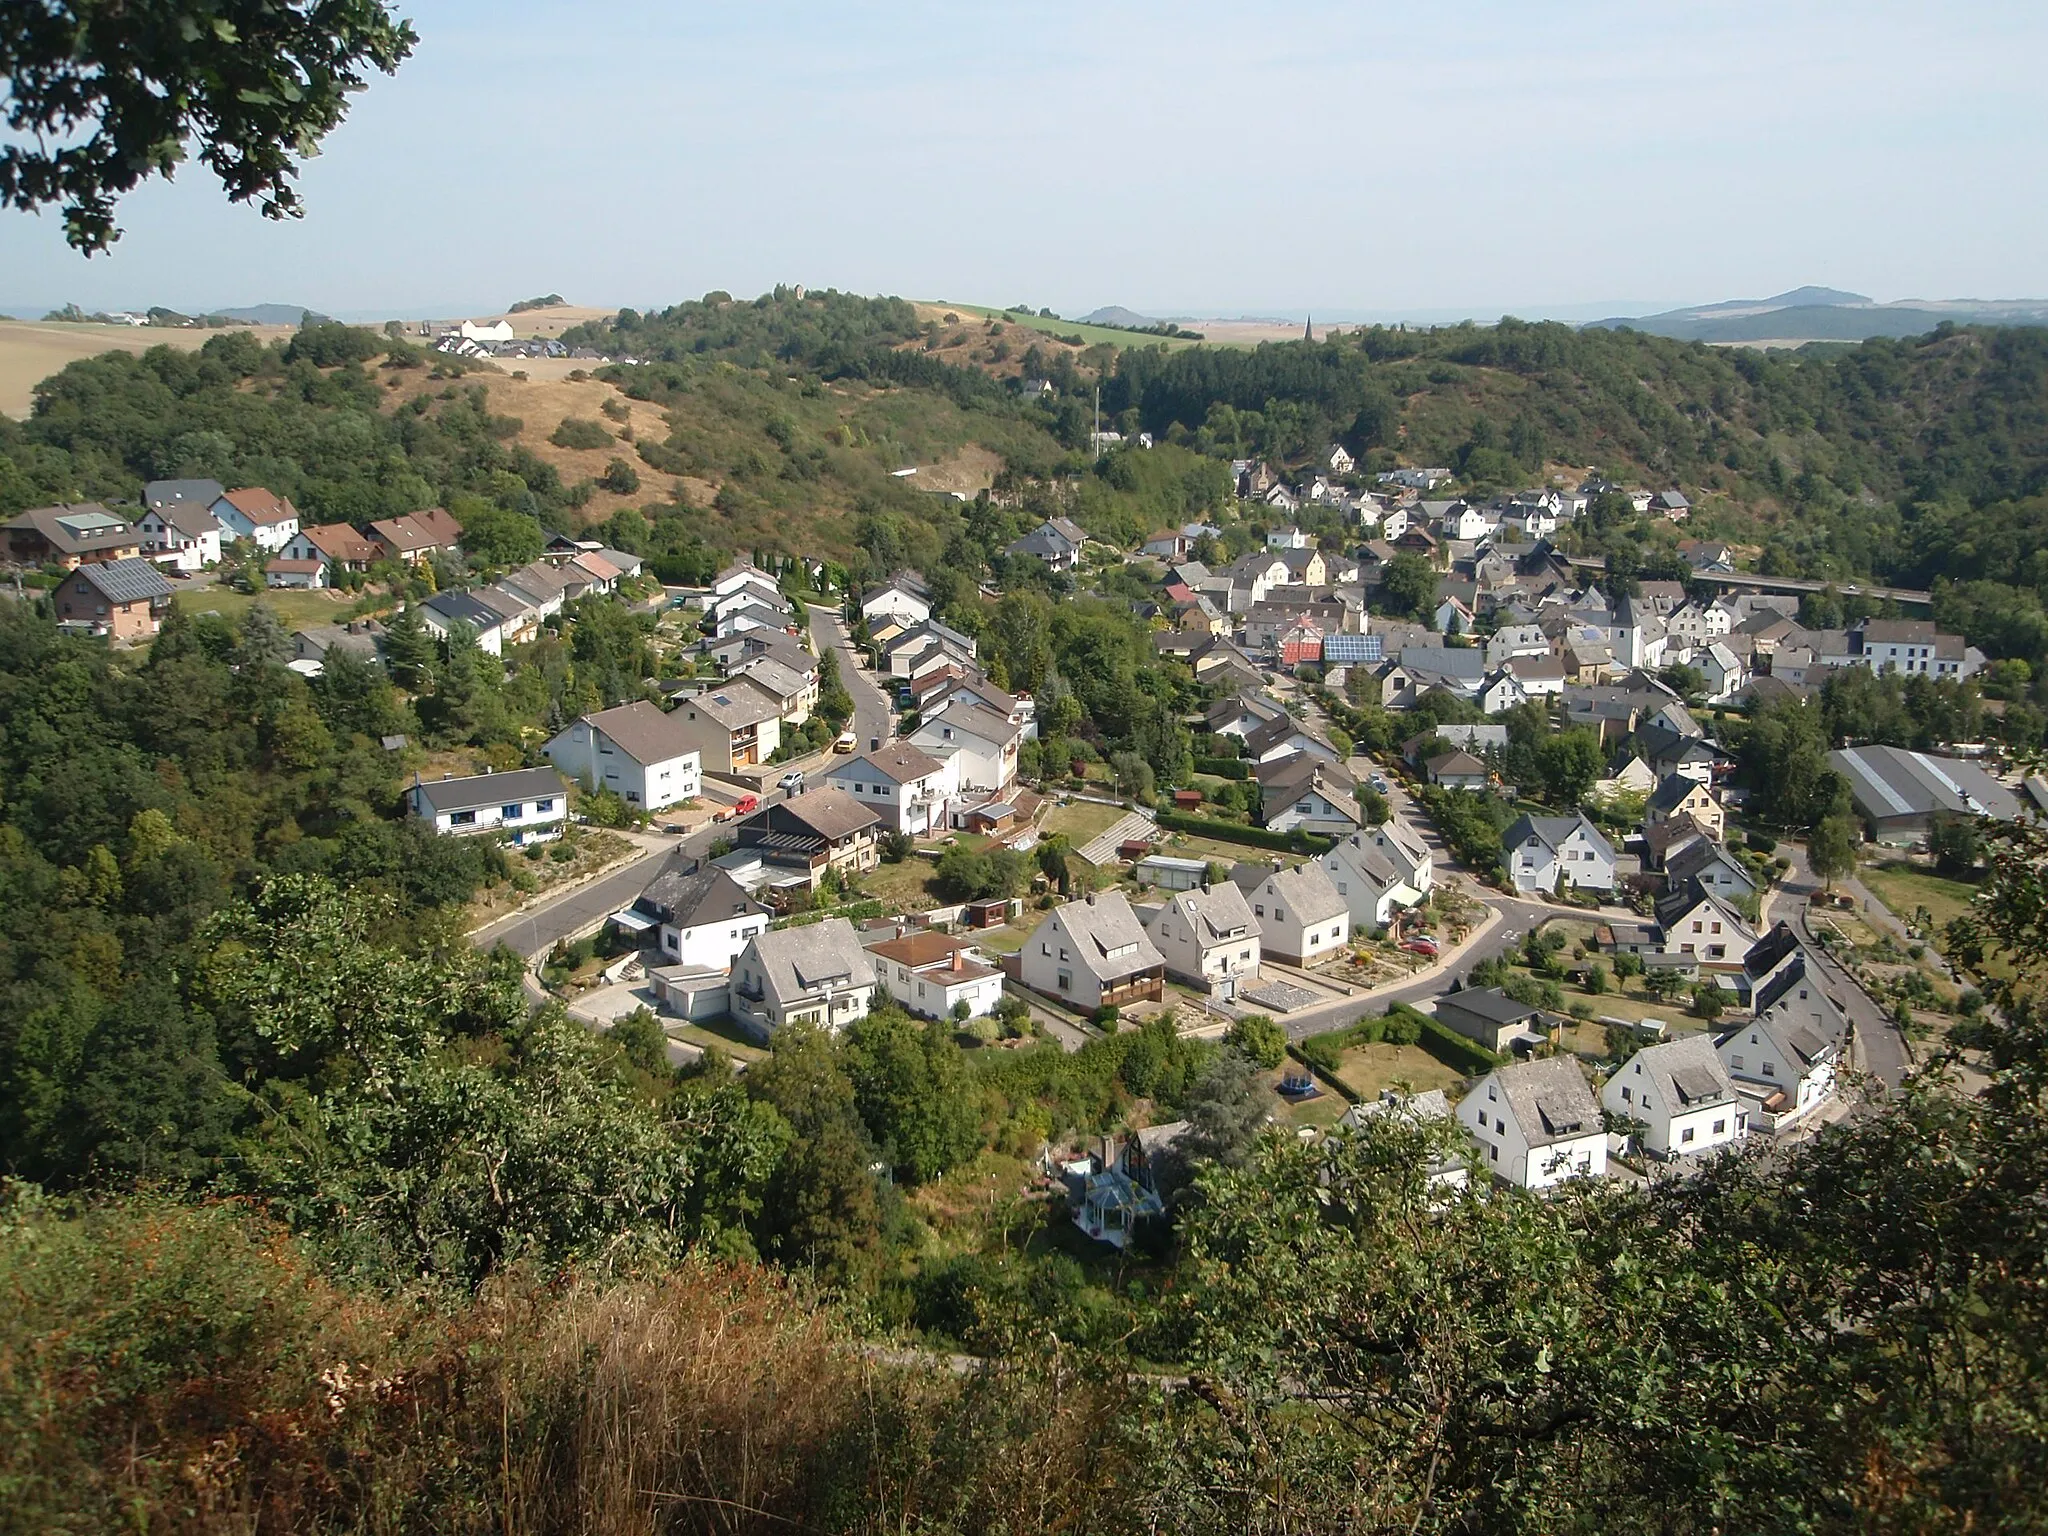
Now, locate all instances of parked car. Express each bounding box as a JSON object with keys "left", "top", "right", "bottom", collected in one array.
[
  {"left": 1400, "top": 937, "right": 1439, "bottom": 957},
  {"left": 729, "top": 792, "right": 759, "bottom": 819},
  {"left": 660, "top": 821, "right": 686, "bottom": 834},
  {"left": 833, "top": 730, "right": 857, "bottom": 753},
  {"left": 1368, "top": 773, "right": 1389, "bottom": 793},
  {"left": 778, "top": 770, "right": 805, "bottom": 793}
]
